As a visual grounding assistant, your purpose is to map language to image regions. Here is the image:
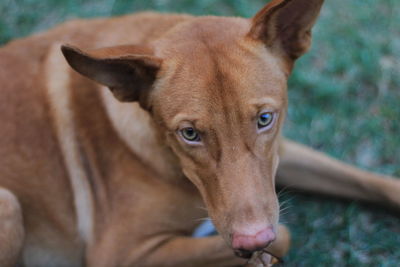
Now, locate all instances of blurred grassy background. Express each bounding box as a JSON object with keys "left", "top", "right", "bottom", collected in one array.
[{"left": 1, "top": 0, "right": 399, "bottom": 266}]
